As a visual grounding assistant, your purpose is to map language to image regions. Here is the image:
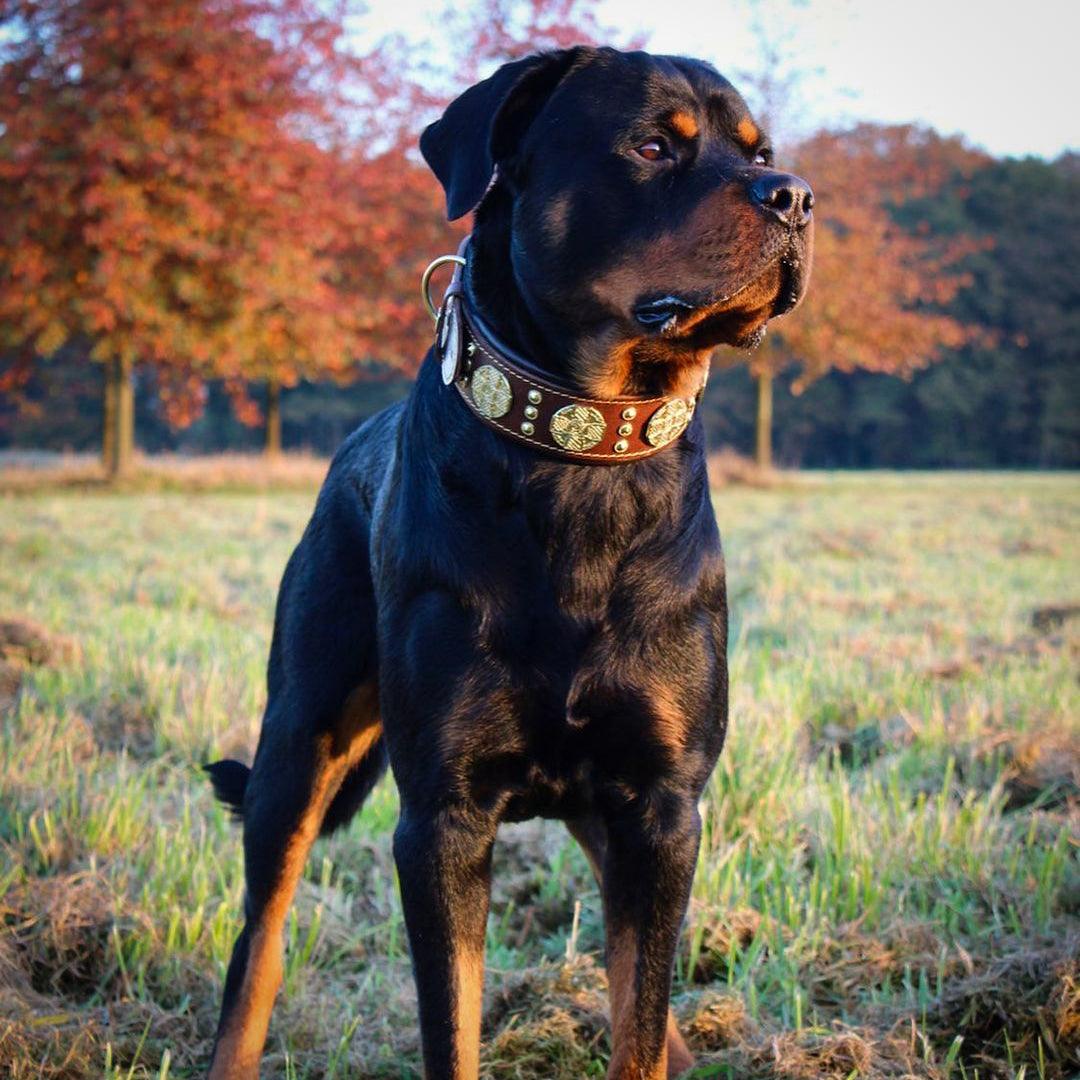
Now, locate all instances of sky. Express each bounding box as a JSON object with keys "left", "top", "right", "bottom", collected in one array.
[{"left": 362, "top": 0, "right": 1079, "bottom": 159}]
